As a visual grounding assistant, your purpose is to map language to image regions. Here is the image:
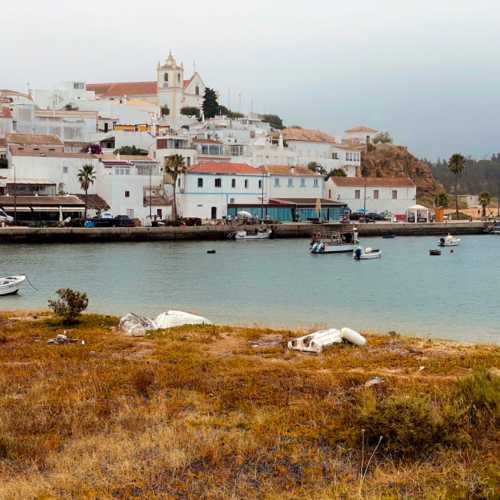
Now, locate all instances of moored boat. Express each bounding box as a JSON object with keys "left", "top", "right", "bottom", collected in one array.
[
  {"left": 232, "top": 229, "right": 272, "bottom": 240},
  {"left": 0, "top": 275, "right": 26, "bottom": 296},
  {"left": 438, "top": 234, "right": 461, "bottom": 247},
  {"left": 310, "top": 228, "right": 359, "bottom": 254},
  {"left": 353, "top": 247, "right": 382, "bottom": 260}
]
